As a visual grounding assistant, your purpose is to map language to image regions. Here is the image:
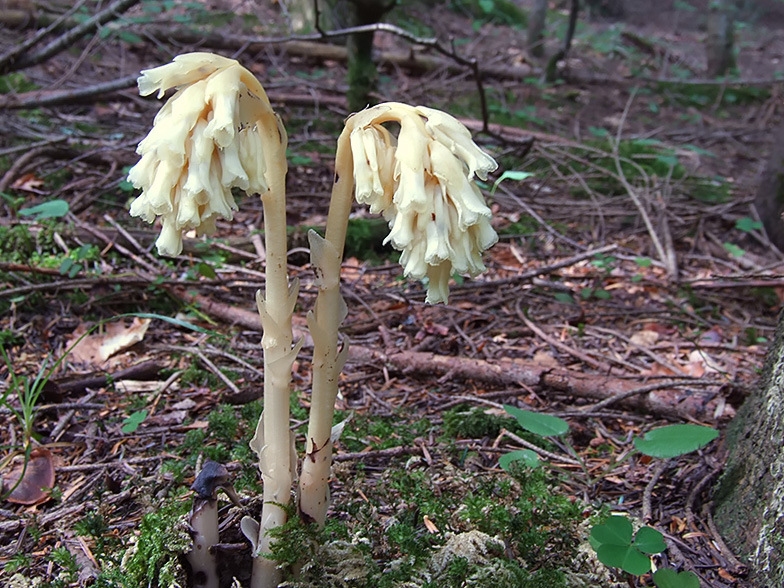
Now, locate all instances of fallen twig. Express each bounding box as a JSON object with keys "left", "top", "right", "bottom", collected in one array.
[
  {"left": 0, "top": 0, "right": 141, "bottom": 74},
  {"left": 347, "top": 346, "right": 727, "bottom": 421}
]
